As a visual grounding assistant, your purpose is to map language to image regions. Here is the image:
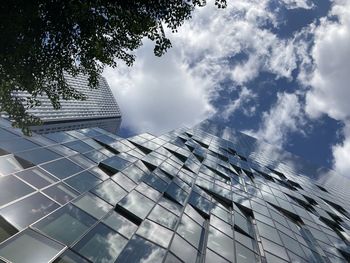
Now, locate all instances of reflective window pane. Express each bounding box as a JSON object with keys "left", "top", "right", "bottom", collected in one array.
[
  {"left": 73, "top": 193, "right": 112, "bottom": 219},
  {"left": 0, "top": 229, "right": 64, "bottom": 263},
  {"left": 0, "top": 193, "right": 59, "bottom": 229},
  {"left": 148, "top": 205, "right": 178, "bottom": 230},
  {"left": 116, "top": 235, "right": 166, "bottom": 263},
  {"left": 65, "top": 170, "right": 102, "bottom": 193},
  {"left": 164, "top": 183, "right": 188, "bottom": 205},
  {"left": 136, "top": 219, "right": 173, "bottom": 248},
  {"left": 176, "top": 214, "right": 203, "bottom": 248},
  {"left": 102, "top": 211, "right": 138, "bottom": 239},
  {"left": 99, "top": 156, "right": 132, "bottom": 174},
  {"left": 64, "top": 140, "right": 94, "bottom": 154},
  {"left": 0, "top": 175, "right": 35, "bottom": 207},
  {"left": 235, "top": 242, "right": 259, "bottom": 263},
  {"left": 53, "top": 249, "right": 90, "bottom": 263},
  {"left": 0, "top": 138, "right": 39, "bottom": 153},
  {"left": 0, "top": 155, "right": 33, "bottom": 176},
  {"left": 207, "top": 226, "right": 234, "bottom": 261},
  {"left": 91, "top": 179, "right": 127, "bottom": 205},
  {"left": 206, "top": 249, "right": 230, "bottom": 263},
  {"left": 43, "top": 182, "right": 79, "bottom": 205},
  {"left": 73, "top": 223, "right": 127, "bottom": 263},
  {"left": 170, "top": 234, "right": 198, "bottom": 263},
  {"left": 41, "top": 158, "right": 83, "bottom": 179},
  {"left": 0, "top": 216, "right": 18, "bottom": 243},
  {"left": 116, "top": 191, "right": 155, "bottom": 224},
  {"left": 15, "top": 167, "right": 58, "bottom": 189},
  {"left": 33, "top": 204, "right": 96, "bottom": 245},
  {"left": 15, "top": 147, "right": 61, "bottom": 165}
]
